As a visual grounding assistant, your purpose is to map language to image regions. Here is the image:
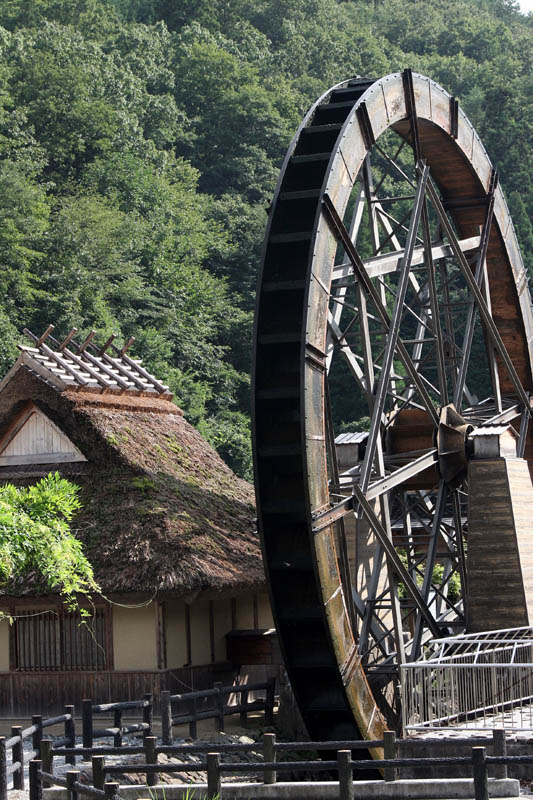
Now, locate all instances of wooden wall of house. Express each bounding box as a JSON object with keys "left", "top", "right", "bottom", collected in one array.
[
  {"left": 164, "top": 590, "right": 274, "bottom": 671},
  {"left": 113, "top": 605, "right": 158, "bottom": 670},
  {"left": 0, "top": 618, "right": 9, "bottom": 672},
  {"left": 0, "top": 590, "right": 275, "bottom": 715}
]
